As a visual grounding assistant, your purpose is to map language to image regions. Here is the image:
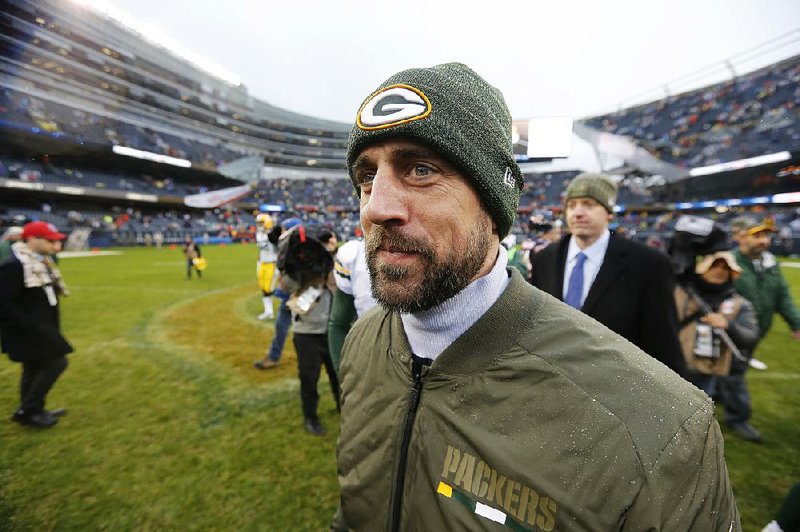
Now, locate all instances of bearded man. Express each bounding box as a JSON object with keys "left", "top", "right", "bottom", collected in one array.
[{"left": 333, "top": 63, "right": 740, "bottom": 531}]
